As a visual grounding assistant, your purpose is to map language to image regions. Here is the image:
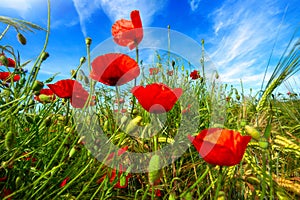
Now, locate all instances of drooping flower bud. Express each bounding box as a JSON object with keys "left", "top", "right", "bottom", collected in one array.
[
  {"left": 245, "top": 125, "right": 260, "bottom": 141},
  {"left": 41, "top": 52, "right": 49, "bottom": 61},
  {"left": 5, "top": 131, "right": 15, "bottom": 151},
  {"left": 32, "top": 80, "right": 44, "bottom": 92},
  {"left": 80, "top": 56, "right": 86, "bottom": 65},
  {"left": 148, "top": 154, "right": 162, "bottom": 185},
  {"left": 0, "top": 55, "right": 8, "bottom": 66},
  {"left": 125, "top": 116, "right": 142, "bottom": 134},
  {"left": 17, "top": 33, "right": 27, "bottom": 45}
]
